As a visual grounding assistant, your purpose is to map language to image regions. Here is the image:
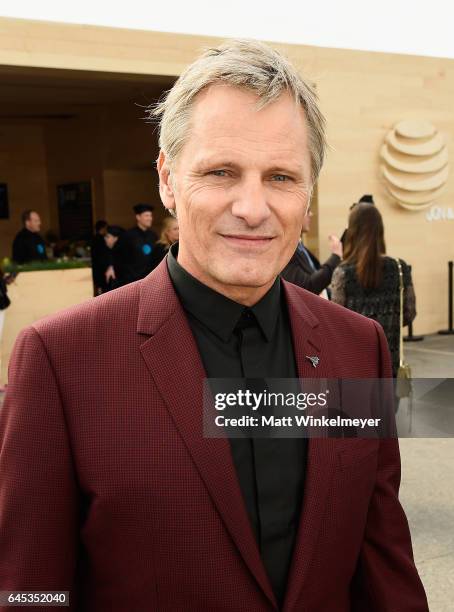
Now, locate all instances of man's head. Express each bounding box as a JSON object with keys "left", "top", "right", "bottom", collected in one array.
[
  {"left": 133, "top": 204, "right": 154, "bottom": 231},
  {"left": 151, "top": 39, "right": 326, "bottom": 304},
  {"left": 22, "top": 210, "right": 41, "bottom": 233},
  {"left": 105, "top": 225, "right": 124, "bottom": 249},
  {"left": 95, "top": 220, "right": 108, "bottom": 236}
]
